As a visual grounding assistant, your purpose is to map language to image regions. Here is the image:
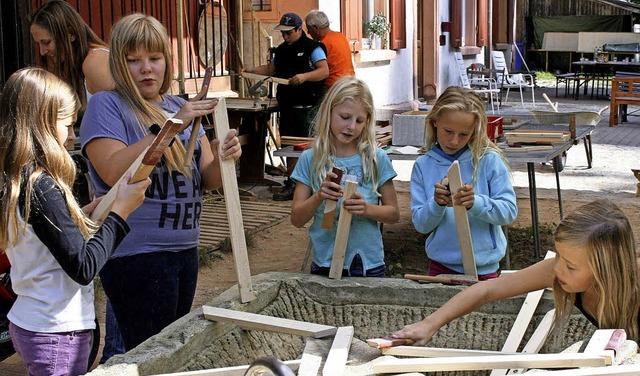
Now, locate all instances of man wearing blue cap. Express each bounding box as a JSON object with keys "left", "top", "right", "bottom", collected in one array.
[{"left": 244, "top": 12, "right": 329, "bottom": 201}]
